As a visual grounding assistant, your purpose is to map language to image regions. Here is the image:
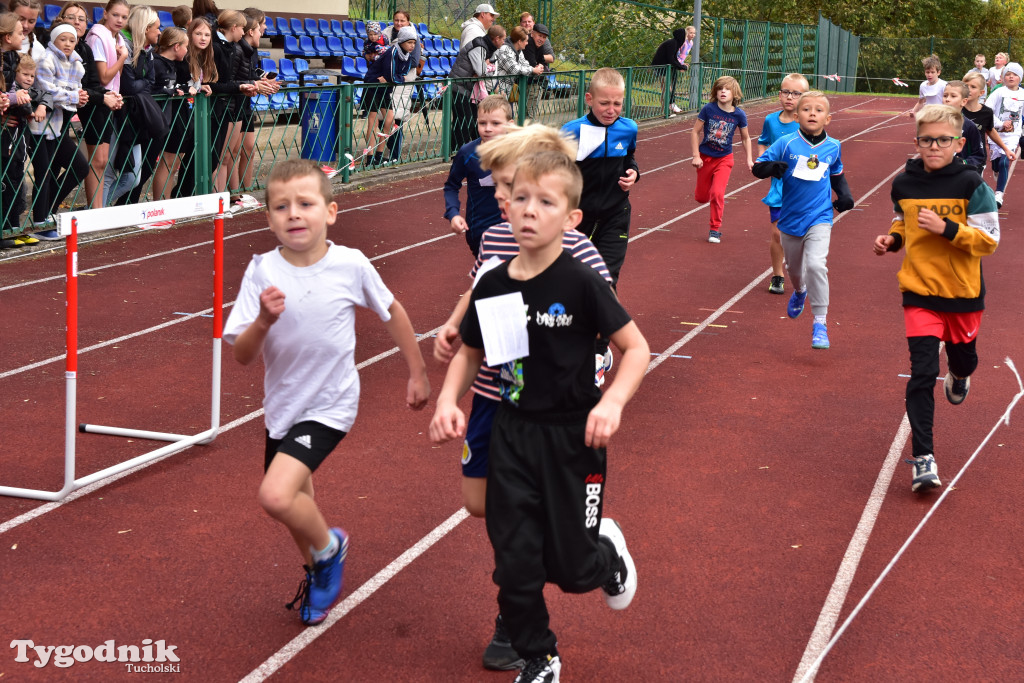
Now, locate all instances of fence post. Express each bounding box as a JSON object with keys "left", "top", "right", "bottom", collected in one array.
[
  {"left": 662, "top": 64, "right": 672, "bottom": 117},
  {"left": 516, "top": 73, "right": 528, "bottom": 126},
  {"left": 740, "top": 20, "right": 749, "bottom": 92},
  {"left": 194, "top": 94, "right": 212, "bottom": 195},
  {"left": 623, "top": 67, "right": 633, "bottom": 119},
  {"left": 441, "top": 79, "right": 452, "bottom": 160},
  {"left": 576, "top": 70, "right": 586, "bottom": 118},
  {"left": 781, "top": 24, "right": 789, "bottom": 76},
  {"left": 929, "top": 35, "right": 934, "bottom": 55},
  {"left": 339, "top": 82, "right": 353, "bottom": 184}
]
